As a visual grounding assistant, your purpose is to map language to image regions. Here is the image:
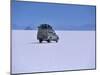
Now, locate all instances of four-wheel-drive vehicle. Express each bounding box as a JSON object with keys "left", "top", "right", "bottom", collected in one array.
[{"left": 37, "top": 24, "right": 59, "bottom": 43}]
